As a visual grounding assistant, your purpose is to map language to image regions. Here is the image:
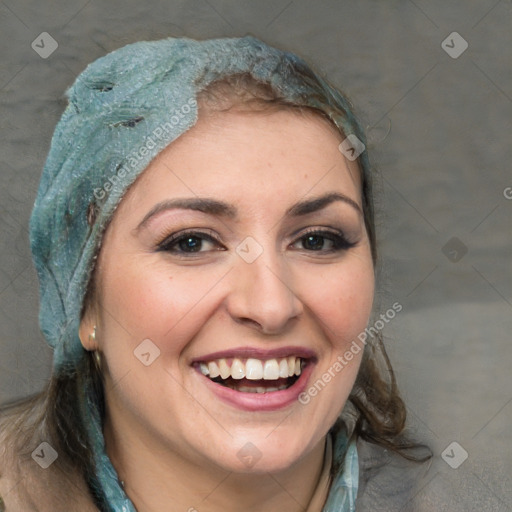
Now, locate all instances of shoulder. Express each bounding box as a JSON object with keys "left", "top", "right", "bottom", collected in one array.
[
  {"left": 355, "top": 437, "right": 436, "bottom": 512},
  {"left": 0, "top": 396, "right": 98, "bottom": 512}
]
